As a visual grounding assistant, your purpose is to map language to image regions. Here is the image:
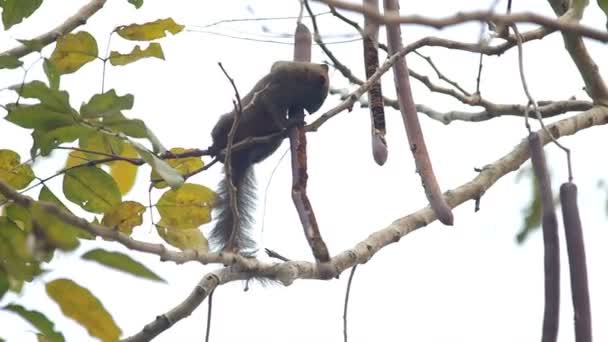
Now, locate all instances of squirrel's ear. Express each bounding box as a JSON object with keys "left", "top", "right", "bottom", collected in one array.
[{"left": 320, "top": 64, "right": 329, "bottom": 72}]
